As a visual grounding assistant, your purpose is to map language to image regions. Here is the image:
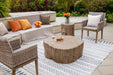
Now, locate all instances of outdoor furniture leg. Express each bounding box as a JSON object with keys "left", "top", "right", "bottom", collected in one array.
[
  {"left": 101, "top": 29, "right": 103, "bottom": 39},
  {"left": 96, "top": 31, "right": 98, "bottom": 43},
  {"left": 87, "top": 31, "right": 89, "bottom": 36},
  {"left": 81, "top": 29, "right": 83, "bottom": 39},
  {"left": 35, "top": 59, "right": 38, "bottom": 75},
  {"left": 12, "top": 69, "right": 16, "bottom": 75}
]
